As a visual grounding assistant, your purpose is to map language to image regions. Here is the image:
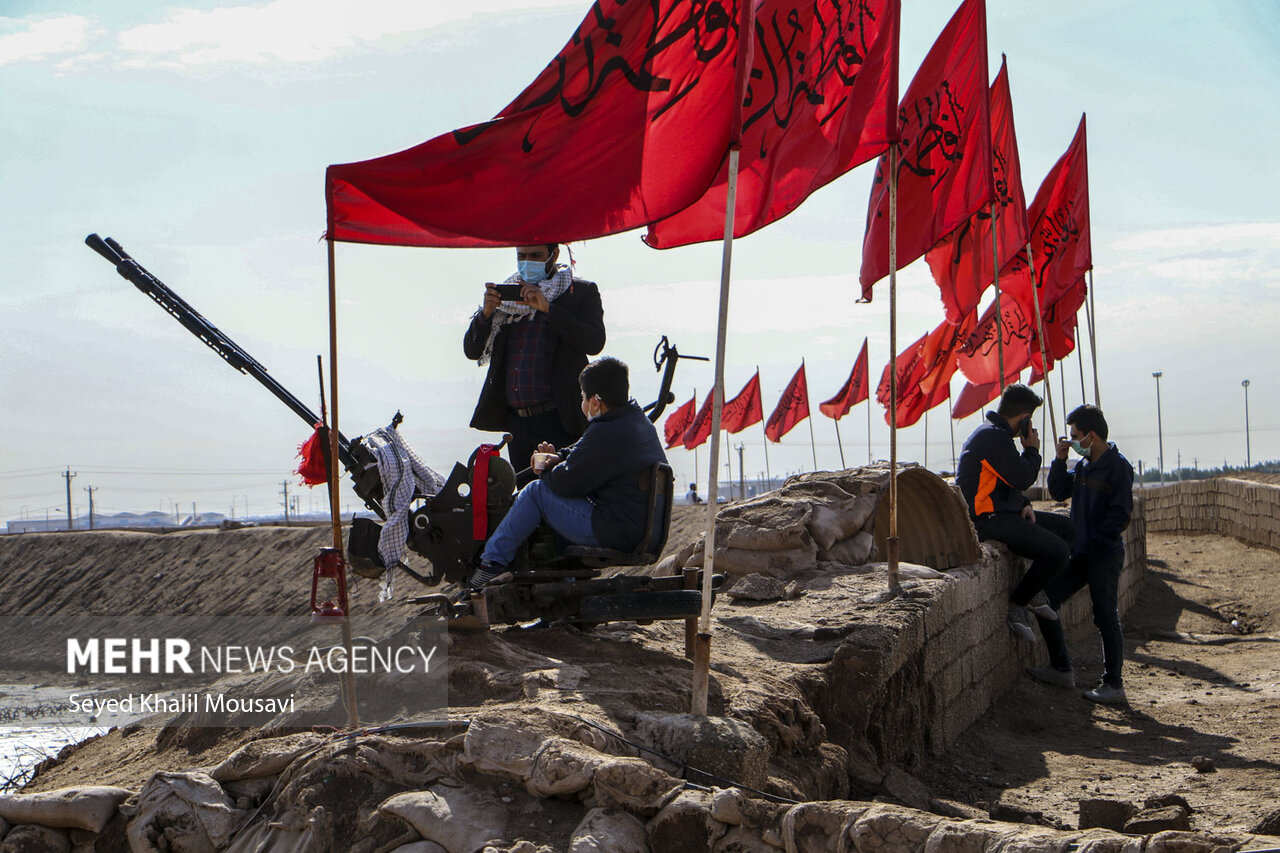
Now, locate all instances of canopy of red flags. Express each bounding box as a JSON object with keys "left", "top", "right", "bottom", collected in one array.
[{"left": 329, "top": 0, "right": 1095, "bottom": 436}]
